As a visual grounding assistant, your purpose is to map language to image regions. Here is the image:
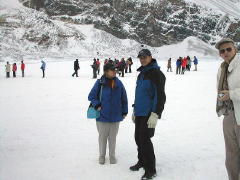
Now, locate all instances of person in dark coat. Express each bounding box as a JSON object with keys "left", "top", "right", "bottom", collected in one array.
[
  {"left": 130, "top": 49, "right": 166, "bottom": 180},
  {"left": 72, "top": 59, "right": 80, "bottom": 77},
  {"left": 118, "top": 58, "right": 126, "bottom": 77},
  {"left": 91, "top": 58, "right": 98, "bottom": 79},
  {"left": 128, "top": 57, "right": 133, "bottom": 73},
  {"left": 88, "top": 63, "right": 128, "bottom": 165},
  {"left": 167, "top": 58, "right": 173, "bottom": 72}
]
